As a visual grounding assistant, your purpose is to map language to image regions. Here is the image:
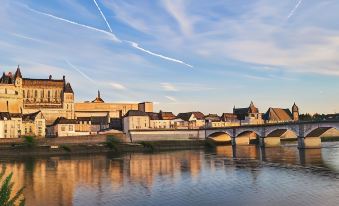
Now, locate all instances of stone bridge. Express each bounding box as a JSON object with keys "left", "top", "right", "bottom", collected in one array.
[{"left": 205, "top": 120, "right": 339, "bottom": 148}]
